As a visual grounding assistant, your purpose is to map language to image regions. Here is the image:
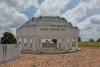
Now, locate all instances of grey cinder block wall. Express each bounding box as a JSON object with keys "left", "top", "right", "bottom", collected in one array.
[{"left": 0, "top": 44, "right": 20, "bottom": 64}]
